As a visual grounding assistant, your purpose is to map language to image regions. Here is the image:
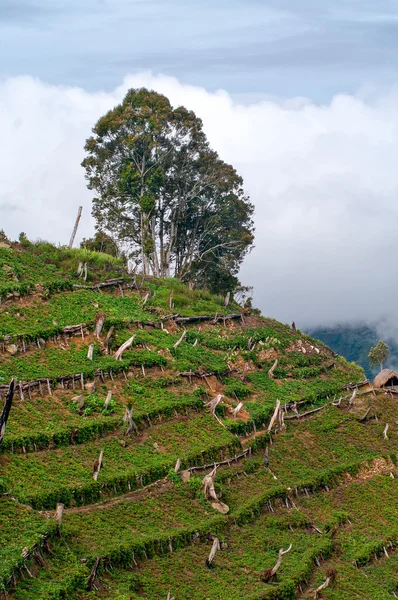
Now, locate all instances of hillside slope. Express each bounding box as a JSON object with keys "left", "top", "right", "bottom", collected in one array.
[{"left": 0, "top": 243, "right": 397, "bottom": 600}]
